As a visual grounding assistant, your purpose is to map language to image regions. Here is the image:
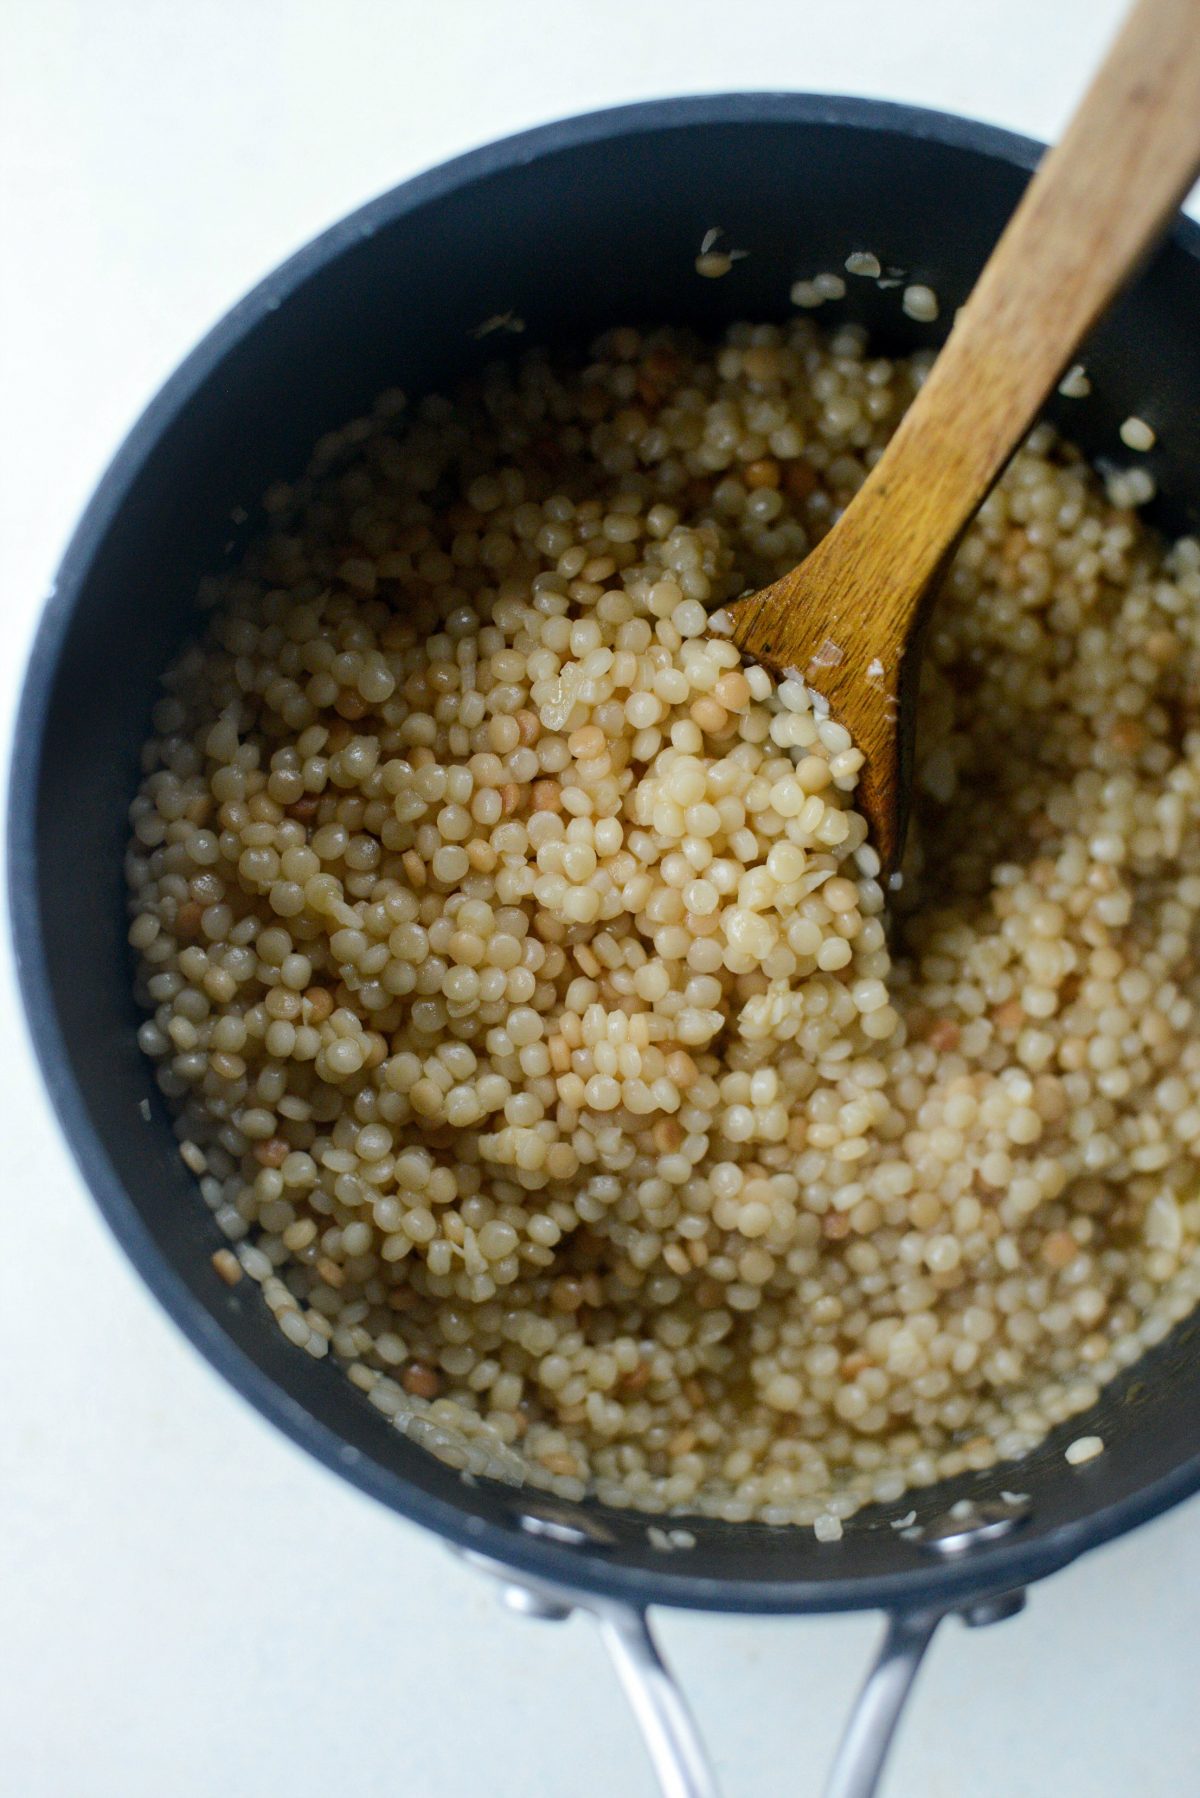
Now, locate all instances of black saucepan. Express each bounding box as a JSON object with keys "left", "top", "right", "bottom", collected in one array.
[{"left": 12, "top": 94, "right": 1200, "bottom": 1797}]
